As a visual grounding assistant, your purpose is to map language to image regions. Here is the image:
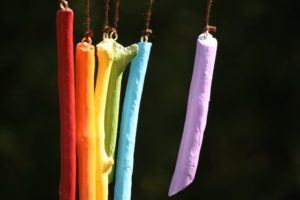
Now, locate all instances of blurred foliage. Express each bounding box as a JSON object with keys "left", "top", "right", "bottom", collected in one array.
[{"left": 1, "top": 0, "right": 300, "bottom": 199}]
